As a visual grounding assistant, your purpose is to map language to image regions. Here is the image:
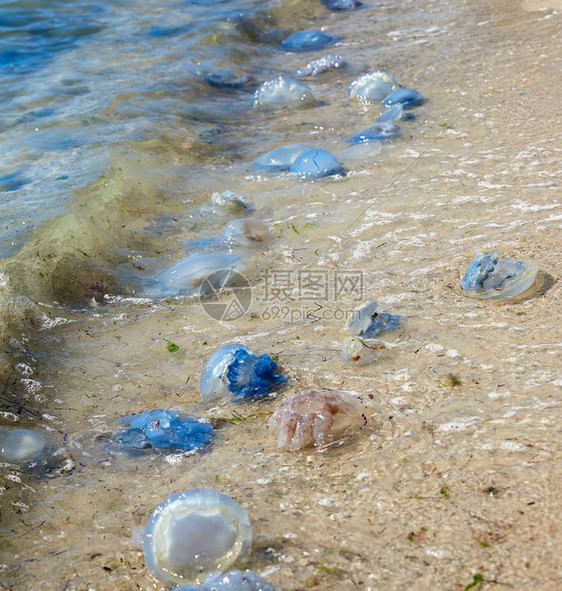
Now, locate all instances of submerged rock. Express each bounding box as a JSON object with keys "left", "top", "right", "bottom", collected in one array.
[
  {"left": 144, "top": 488, "right": 252, "bottom": 586},
  {"left": 175, "top": 569, "right": 276, "bottom": 591},
  {"left": 254, "top": 144, "right": 309, "bottom": 172},
  {"left": 294, "top": 54, "right": 344, "bottom": 77},
  {"left": 346, "top": 298, "right": 401, "bottom": 337},
  {"left": 349, "top": 71, "right": 398, "bottom": 103},
  {"left": 289, "top": 148, "right": 343, "bottom": 179},
  {"left": 280, "top": 29, "right": 335, "bottom": 52},
  {"left": 382, "top": 88, "right": 423, "bottom": 108},
  {"left": 460, "top": 250, "right": 541, "bottom": 299},
  {"left": 113, "top": 410, "right": 213, "bottom": 453},
  {"left": 346, "top": 122, "right": 401, "bottom": 143},
  {"left": 148, "top": 254, "right": 246, "bottom": 298},
  {"left": 253, "top": 76, "right": 314, "bottom": 108},
  {"left": 200, "top": 344, "right": 285, "bottom": 403},
  {"left": 269, "top": 389, "right": 367, "bottom": 451}
]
